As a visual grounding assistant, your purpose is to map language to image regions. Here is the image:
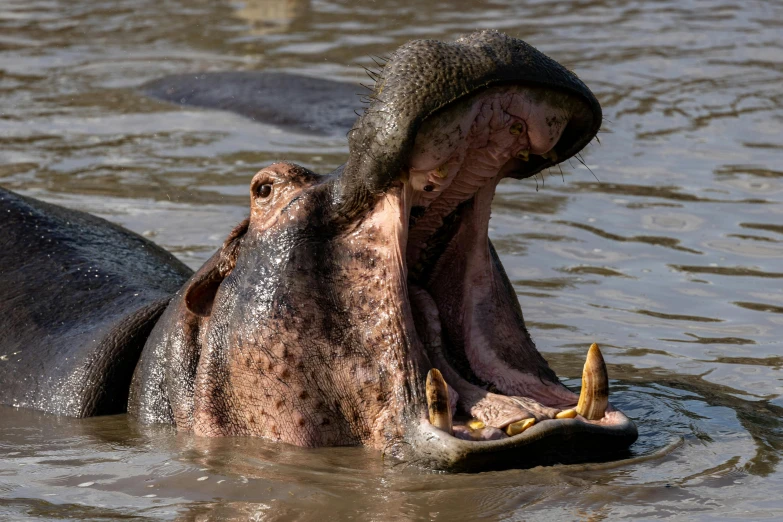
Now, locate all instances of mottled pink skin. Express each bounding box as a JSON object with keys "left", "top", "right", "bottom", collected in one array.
[
  {"left": 187, "top": 168, "right": 429, "bottom": 449},
  {"left": 173, "top": 86, "right": 621, "bottom": 450}
]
